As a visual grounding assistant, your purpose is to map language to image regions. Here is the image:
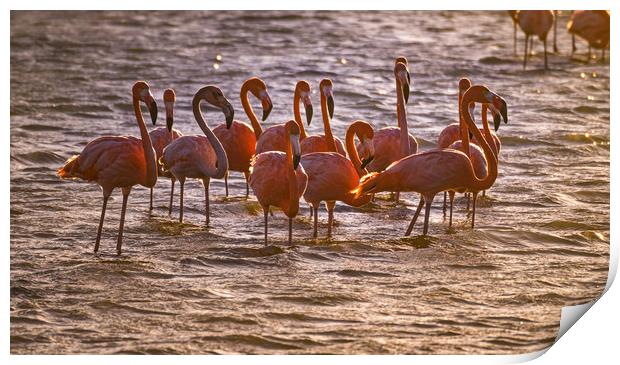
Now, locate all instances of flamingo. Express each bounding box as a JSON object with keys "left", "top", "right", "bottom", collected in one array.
[
  {"left": 517, "top": 10, "right": 555, "bottom": 70},
  {"left": 353, "top": 85, "right": 507, "bottom": 236},
  {"left": 300, "top": 79, "right": 346, "bottom": 156},
  {"left": 249, "top": 120, "right": 308, "bottom": 245},
  {"left": 437, "top": 78, "right": 502, "bottom": 212},
  {"left": 57, "top": 81, "right": 158, "bottom": 255},
  {"left": 254, "top": 81, "right": 313, "bottom": 155},
  {"left": 357, "top": 58, "right": 417, "bottom": 202},
  {"left": 508, "top": 11, "right": 519, "bottom": 55},
  {"left": 301, "top": 120, "right": 375, "bottom": 238},
  {"left": 213, "top": 77, "right": 272, "bottom": 198},
  {"left": 567, "top": 10, "right": 610, "bottom": 62},
  {"left": 160, "top": 85, "right": 233, "bottom": 225},
  {"left": 148, "top": 88, "right": 183, "bottom": 214}
]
